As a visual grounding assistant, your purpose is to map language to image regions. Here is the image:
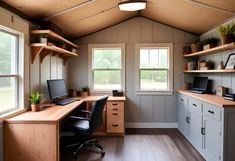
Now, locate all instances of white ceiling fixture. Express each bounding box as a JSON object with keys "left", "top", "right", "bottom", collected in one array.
[{"left": 118, "top": 0, "right": 147, "bottom": 11}]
